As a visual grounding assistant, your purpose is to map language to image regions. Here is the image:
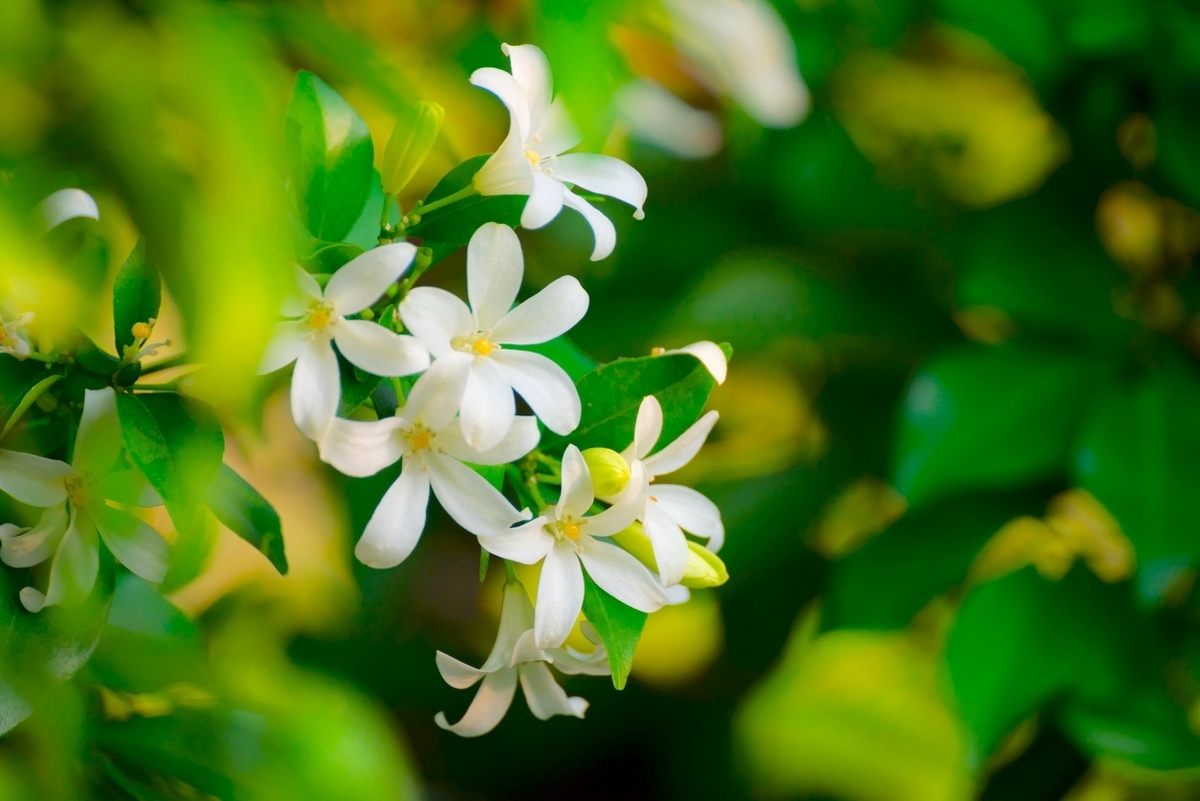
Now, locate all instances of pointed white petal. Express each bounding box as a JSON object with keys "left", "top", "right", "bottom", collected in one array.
[
  {"left": 520, "top": 171, "right": 566, "bottom": 230},
  {"left": 426, "top": 453, "right": 527, "bottom": 536},
  {"left": 473, "top": 130, "right": 535, "bottom": 197},
  {"left": 643, "top": 500, "right": 689, "bottom": 586},
  {"left": 627, "top": 395, "right": 663, "bottom": 462},
  {"left": 478, "top": 517, "right": 556, "bottom": 564},
  {"left": 74, "top": 388, "right": 121, "bottom": 475},
  {"left": 281, "top": 267, "right": 323, "bottom": 317},
  {"left": 334, "top": 321, "right": 429, "bottom": 378},
  {"left": 490, "top": 275, "right": 589, "bottom": 346},
  {"left": 510, "top": 629, "right": 548, "bottom": 667},
  {"left": 93, "top": 505, "right": 167, "bottom": 584},
  {"left": 258, "top": 321, "right": 307, "bottom": 374},
  {"left": 578, "top": 536, "right": 669, "bottom": 613},
  {"left": 583, "top": 475, "right": 645, "bottom": 537},
  {"left": 550, "top": 644, "right": 611, "bottom": 676},
  {"left": 503, "top": 43, "right": 552, "bottom": 131},
  {"left": 438, "top": 415, "right": 539, "bottom": 466},
  {"left": 399, "top": 287, "right": 473, "bottom": 359},
  {"left": 317, "top": 416, "right": 405, "bottom": 478},
  {"left": 614, "top": 79, "right": 723, "bottom": 160},
  {"left": 520, "top": 661, "right": 588, "bottom": 720},
  {"left": 673, "top": 341, "right": 727, "bottom": 384},
  {"left": 469, "top": 66, "right": 531, "bottom": 143},
  {"left": 459, "top": 358, "right": 516, "bottom": 452},
  {"left": 324, "top": 243, "right": 416, "bottom": 314},
  {"left": 434, "top": 667, "right": 518, "bottom": 738},
  {"left": 561, "top": 191, "right": 616, "bottom": 261},
  {"left": 534, "top": 542, "right": 585, "bottom": 649},
  {"left": 39, "top": 508, "right": 99, "bottom": 610},
  {"left": 642, "top": 410, "right": 719, "bottom": 478},
  {"left": 651, "top": 484, "right": 724, "bottom": 540},
  {"left": 355, "top": 463, "right": 430, "bottom": 568},
  {"left": 19, "top": 587, "right": 48, "bottom": 613},
  {"left": 491, "top": 350, "right": 580, "bottom": 436},
  {"left": 41, "top": 188, "right": 99, "bottom": 231},
  {"left": 535, "top": 97, "right": 583, "bottom": 157},
  {"left": 435, "top": 651, "right": 488, "bottom": 689},
  {"left": 290, "top": 338, "right": 340, "bottom": 440},
  {"left": 0, "top": 504, "right": 68, "bottom": 568},
  {"left": 0, "top": 450, "right": 71, "bottom": 507},
  {"left": 557, "top": 445, "right": 595, "bottom": 521},
  {"left": 552, "top": 154, "right": 647, "bottom": 219},
  {"left": 483, "top": 582, "right": 538, "bottom": 672},
  {"left": 403, "top": 355, "right": 471, "bottom": 431},
  {"left": 664, "top": 584, "right": 692, "bottom": 605},
  {"left": 467, "top": 223, "right": 525, "bottom": 332}
]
